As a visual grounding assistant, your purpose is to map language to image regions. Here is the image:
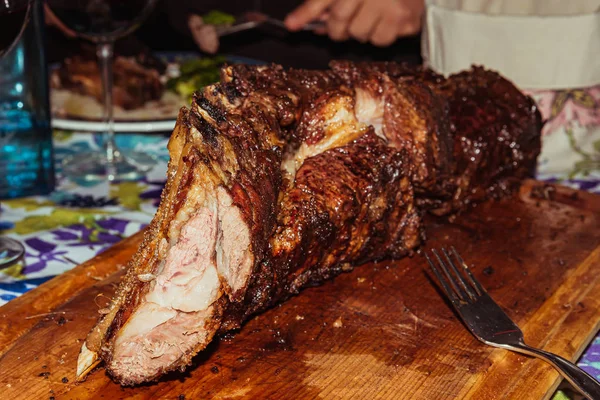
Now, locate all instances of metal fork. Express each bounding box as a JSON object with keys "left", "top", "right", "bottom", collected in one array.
[
  {"left": 215, "top": 11, "right": 324, "bottom": 37},
  {"left": 426, "top": 247, "right": 600, "bottom": 400}
]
